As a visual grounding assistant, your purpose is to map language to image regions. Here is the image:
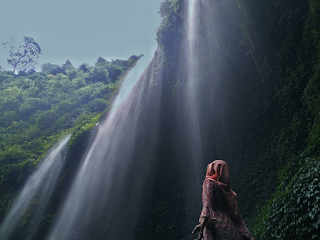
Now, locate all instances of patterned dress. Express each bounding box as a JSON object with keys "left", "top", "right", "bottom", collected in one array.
[{"left": 200, "top": 179, "right": 254, "bottom": 240}]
